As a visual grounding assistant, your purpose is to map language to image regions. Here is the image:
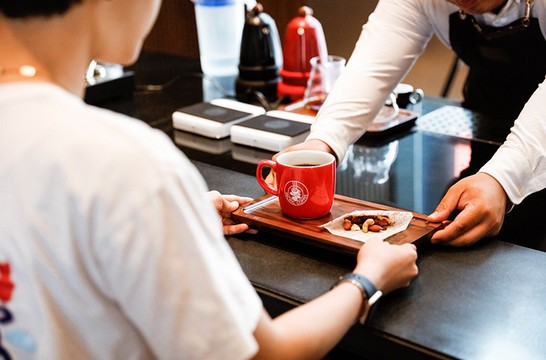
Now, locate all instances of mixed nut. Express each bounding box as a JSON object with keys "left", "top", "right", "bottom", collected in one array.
[{"left": 342, "top": 214, "right": 395, "bottom": 233}]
